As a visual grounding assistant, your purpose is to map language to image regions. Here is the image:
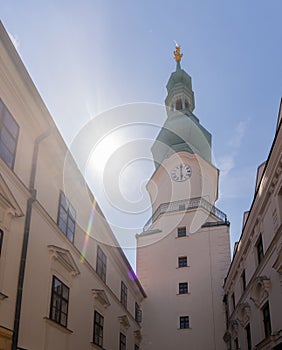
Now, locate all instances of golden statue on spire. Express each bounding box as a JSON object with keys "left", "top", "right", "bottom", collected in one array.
[{"left": 173, "top": 45, "right": 183, "bottom": 62}]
